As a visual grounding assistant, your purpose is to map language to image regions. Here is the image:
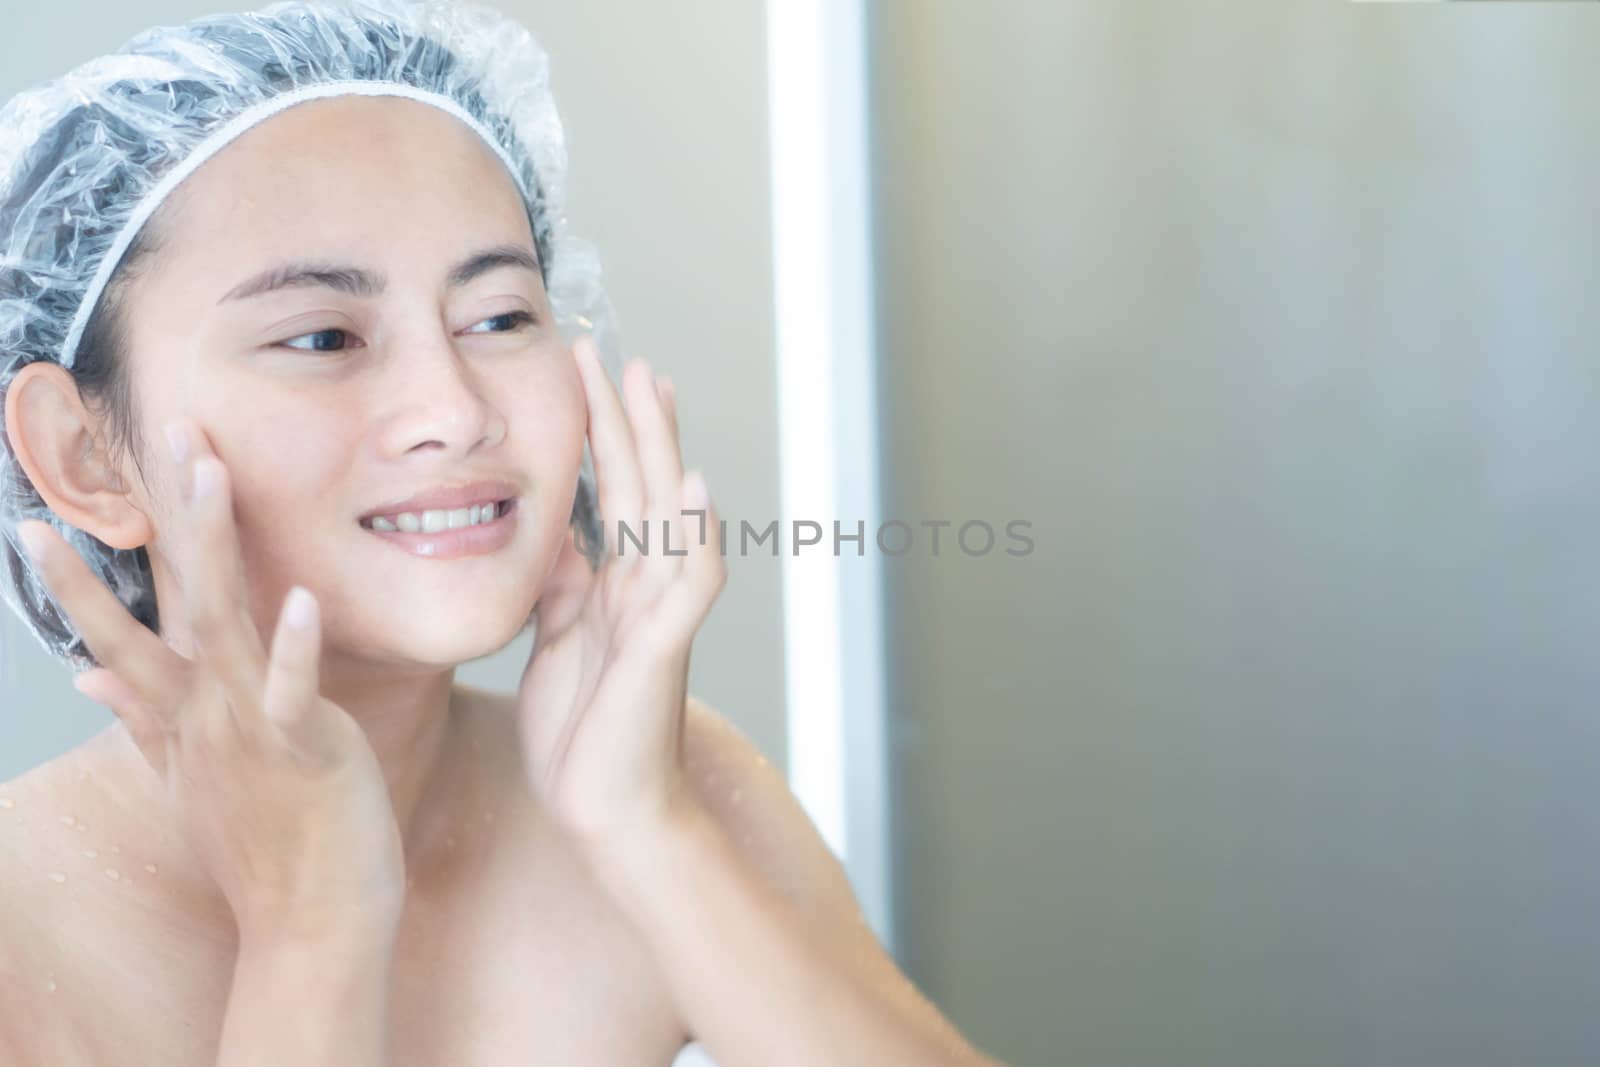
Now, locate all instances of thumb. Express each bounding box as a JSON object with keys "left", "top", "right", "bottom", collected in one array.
[
  {"left": 261, "top": 585, "right": 333, "bottom": 758},
  {"left": 74, "top": 668, "right": 167, "bottom": 779}
]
